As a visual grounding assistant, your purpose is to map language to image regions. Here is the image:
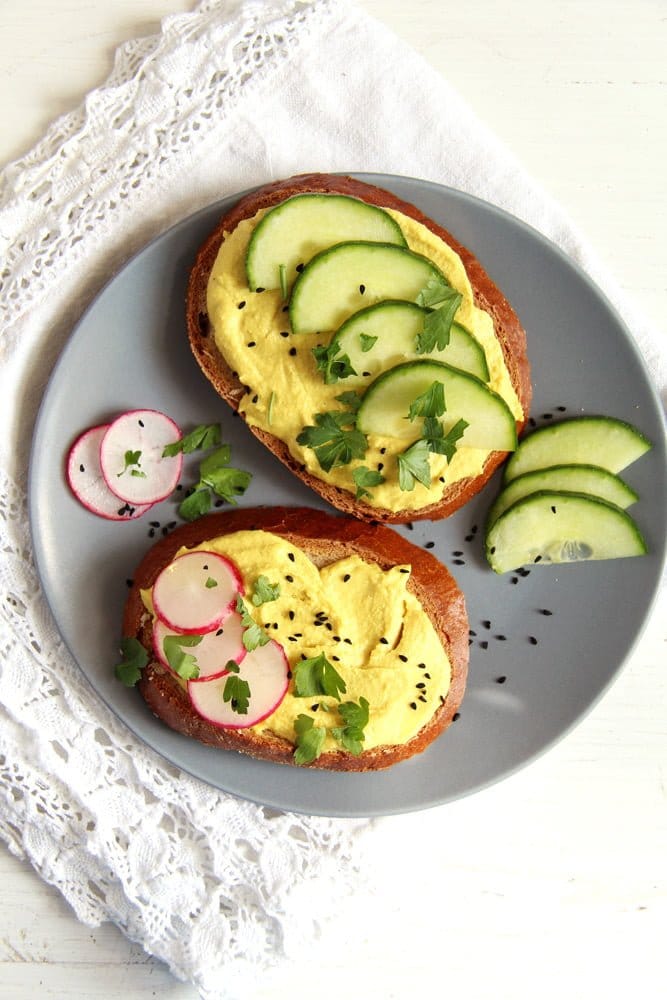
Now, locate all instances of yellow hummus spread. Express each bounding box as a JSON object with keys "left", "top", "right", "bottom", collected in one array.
[
  {"left": 206, "top": 205, "right": 523, "bottom": 513},
  {"left": 145, "top": 529, "right": 451, "bottom": 752}
]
